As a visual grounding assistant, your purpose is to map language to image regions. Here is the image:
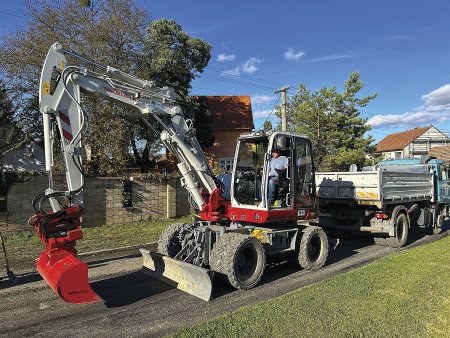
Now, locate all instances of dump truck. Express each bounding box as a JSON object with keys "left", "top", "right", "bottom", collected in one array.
[
  {"left": 31, "top": 43, "right": 330, "bottom": 303},
  {"left": 315, "top": 157, "right": 450, "bottom": 247}
]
